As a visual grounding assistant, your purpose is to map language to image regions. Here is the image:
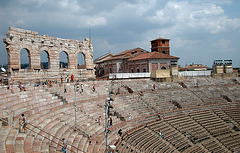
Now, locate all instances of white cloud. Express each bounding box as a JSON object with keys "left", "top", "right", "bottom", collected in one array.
[
  {"left": 149, "top": 1, "right": 240, "bottom": 34},
  {"left": 212, "top": 39, "right": 236, "bottom": 53},
  {"left": 199, "top": 0, "right": 233, "bottom": 5},
  {"left": 86, "top": 17, "right": 107, "bottom": 27},
  {"left": 58, "top": 0, "right": 80, "bottom": 13},
  {"left": 18, "top": 0, "right": 48, "bottom": 7},
  {"left": 0, "top": 0, "right": 240, "bottom": 67}
]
